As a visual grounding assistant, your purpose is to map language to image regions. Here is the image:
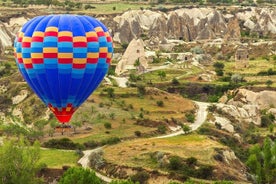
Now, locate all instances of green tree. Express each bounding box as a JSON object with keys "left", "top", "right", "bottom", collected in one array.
[
  {"left": 246, "top": 137, "right": 276, "bottom": 184},
  {"left": 137, "top": 83, "right": 146, "bottom": 97},
  {"left": 158, "top": 71, "right": 166, "bottom": 81},
  {"left": 58, "top": 167, "right": 102, "bottom": 184},
  {"left": 134, "top": 58, "right": 140, "bottom": 67},
  {"left": 266, "top": 80, "right": 273, "bottom": 87},
  {"left": 71, "top": 121, "right": 82, "bottom": 133},
  {"left": 213, "top": 62, "right": 225, "bottom": 76},
  {"left": 110, "top": 180, "right": 138, "bottom": 184},
  {"left": 0, "top": 137, "right": 42, "bottom": 184},
  {"left": 182, "top": 124, "right": 191, "bottom": 133},
  {"left": 106, "top": 87, "right": 115, "bottom": 98},
  {"left": 172, "top": 77, "right": 180, "bottom": 85}
]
